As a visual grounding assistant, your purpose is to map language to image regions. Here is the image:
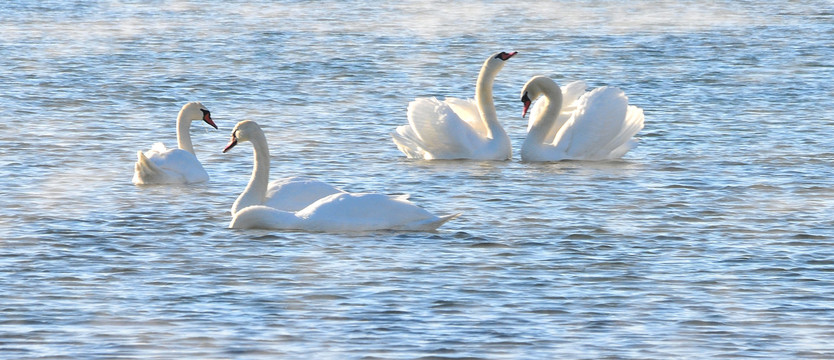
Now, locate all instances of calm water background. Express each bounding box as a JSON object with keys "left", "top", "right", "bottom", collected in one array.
[{"left": 2, "top": 1, "right": 833, "bottom": 358}]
